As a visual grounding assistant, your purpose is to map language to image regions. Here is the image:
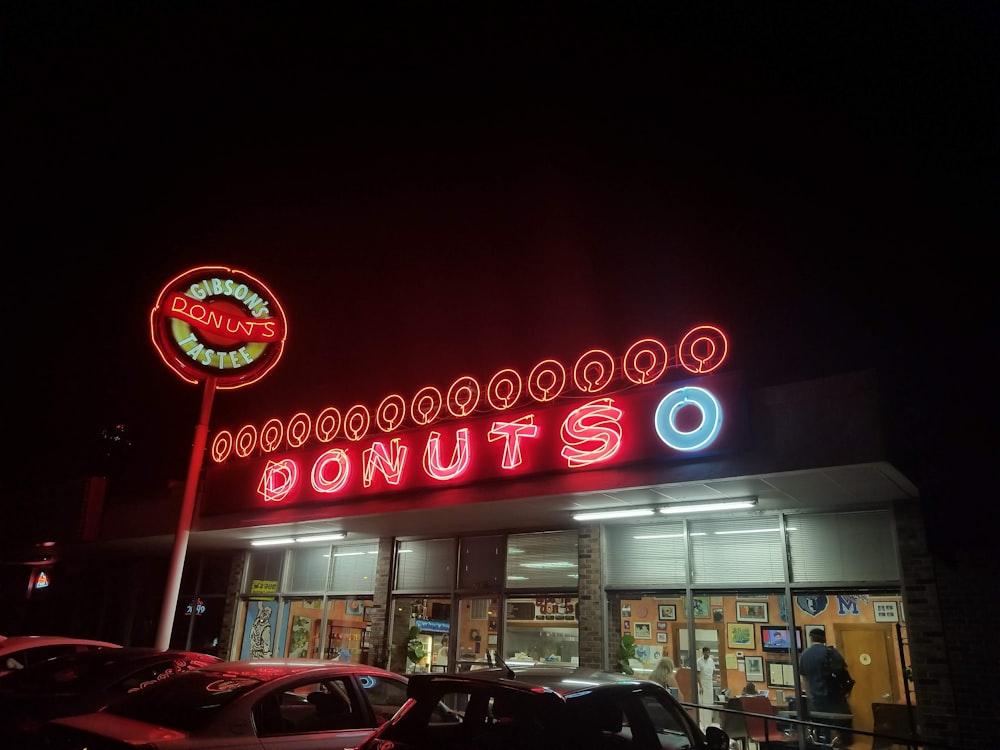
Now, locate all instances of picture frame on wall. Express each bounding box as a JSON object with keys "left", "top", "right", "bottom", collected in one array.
[
  {"left": 657, "top": 632, "right": 668, "bottom": 643},
  {"left": 692, "top": 596, "right": 710, "bottom": 619},
  {"left": 745, "top": 655, "right": 765, "bottom": 682},
  {"left": 634, "top": 622, "right": 652, "bottom": 640},
  {"left": 658, "top": 604, "right": 677, "bottom": 621},
  {"left": 873, "top": 600, "right": 900, "bottom": 622},
  {"left": 736, "top": 601, "right": 769, "bottom": 623},
  {"left": 727, "top": 622, "right": 756, "bottom": 649}
]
